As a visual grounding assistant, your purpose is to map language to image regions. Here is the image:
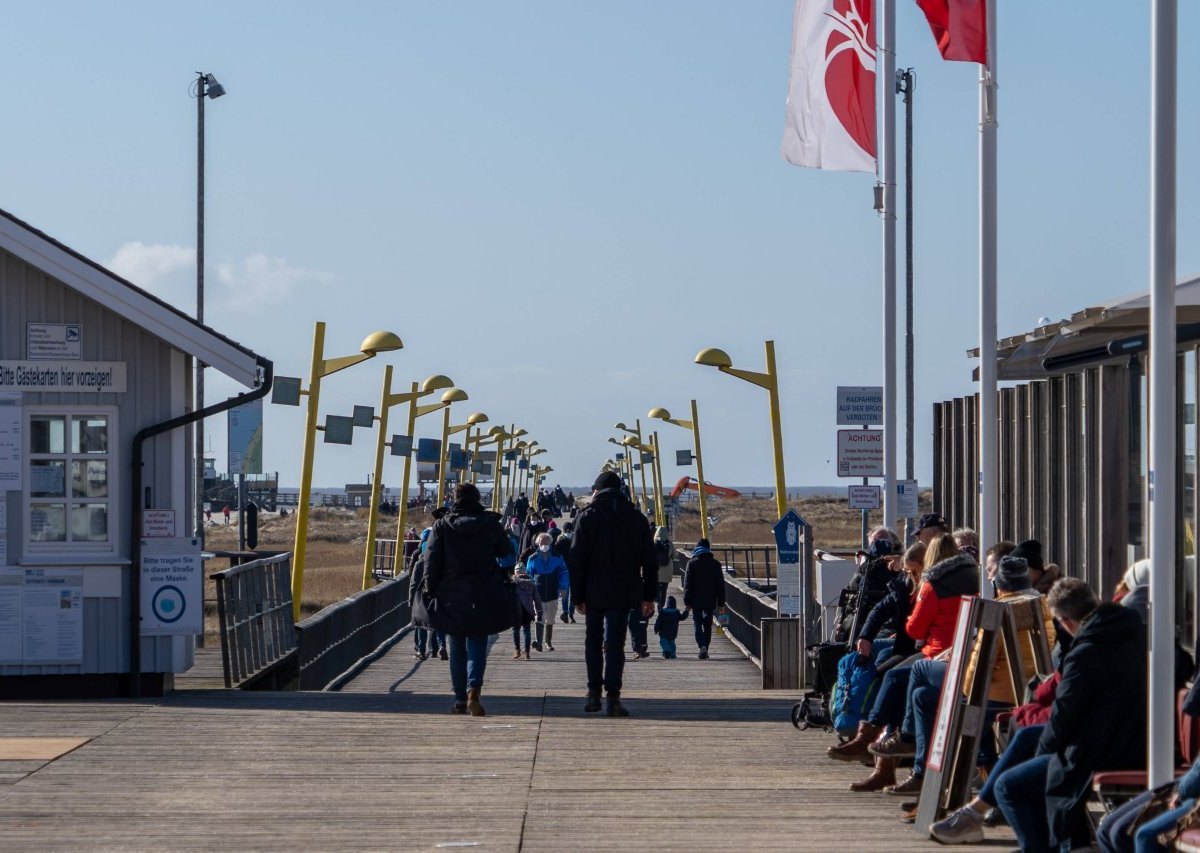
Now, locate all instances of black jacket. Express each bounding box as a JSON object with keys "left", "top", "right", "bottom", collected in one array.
[
  {"left": 407, "top": 553, "right": 427, "bottom": 607},
  {"left": 425, "top": 500, "right": 515, "bottom": 592},
  {"left": 683, "top": 551, "right": 726, "bottom": 611},
  {"left": 654, "top": 606, "right": 686, "bottom": 641},
  {"left": 857, "top": 570, "right": 917, "bottom": 658},
  {"left": 568, "top": 487, "right": 657, "bottom": 610},
  {"left": 1037, "top": 603, "right": 1147, "bottom": 847},
  {"left": 519, "top": 519, "right": 548, "bottom": 558},
  {"left": 837, "top": 556, "right": 895, "bottom": 640}
]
